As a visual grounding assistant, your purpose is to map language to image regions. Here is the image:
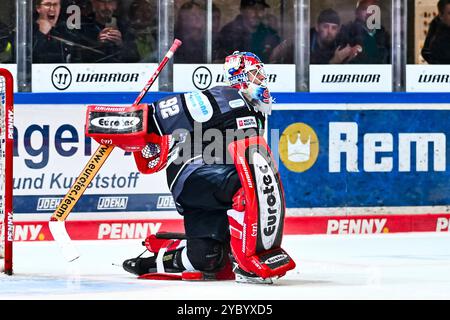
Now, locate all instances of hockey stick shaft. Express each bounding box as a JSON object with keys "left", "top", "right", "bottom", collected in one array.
[{"left": 133, "top": 39, "right": 182, "bottom": 106}]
